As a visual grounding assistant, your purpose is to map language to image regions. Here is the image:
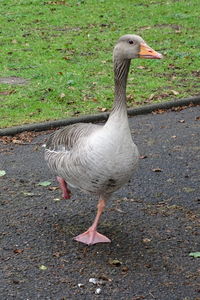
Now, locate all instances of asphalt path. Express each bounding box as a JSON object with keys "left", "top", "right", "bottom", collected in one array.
[{"left": 0, "top": 106, "right": 200, "bottom": 300}]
